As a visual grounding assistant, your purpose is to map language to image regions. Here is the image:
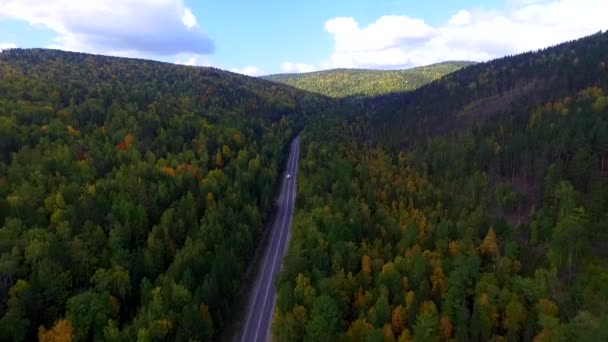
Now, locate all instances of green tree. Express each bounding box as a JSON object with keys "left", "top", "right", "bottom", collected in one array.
[{"left": 305, "top": 295, "right": 340, "bottom": 341}]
